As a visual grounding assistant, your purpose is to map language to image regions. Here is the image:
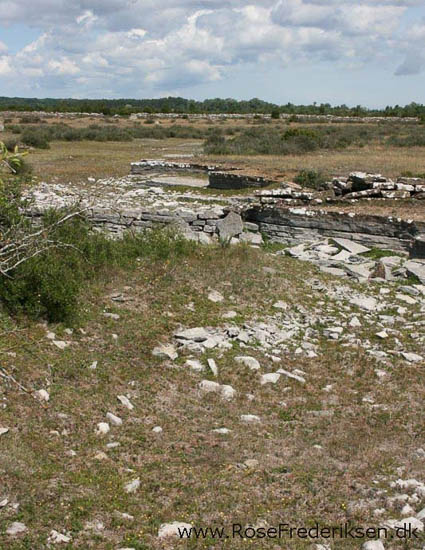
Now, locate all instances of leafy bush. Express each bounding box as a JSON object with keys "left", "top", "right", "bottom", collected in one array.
[
  {"left": 293, "top": 170, "right": 328, "bottom": 190},
  {"left": 21, "top": 128, "right": 50, "bottom": 149},
  {"left": 0, "top": 212, "right": 197, "bottom": 322}
]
